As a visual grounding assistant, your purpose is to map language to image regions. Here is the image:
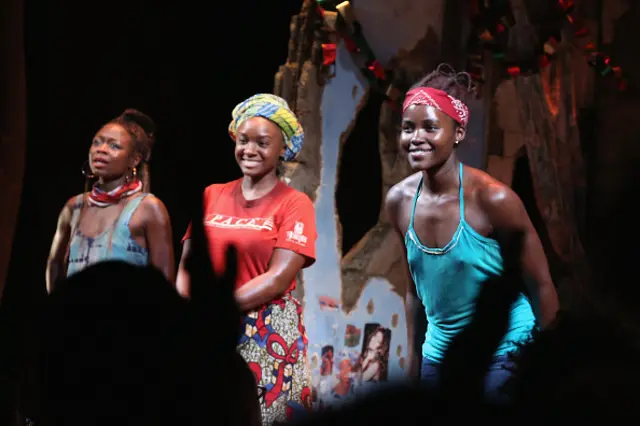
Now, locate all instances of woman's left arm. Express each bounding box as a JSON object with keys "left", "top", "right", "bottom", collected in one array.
[
  {"left": 235, "top": 249, "right": 307, "bottom": 311},
  {"left": 480, "top": 184, "right": 559, "bottom": 327},
  {"left": 142, "top": 196, "right": 176, "bottom": 284},
  {"left": 235, "top": 193, "right": 317, "bottom": 312}
]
